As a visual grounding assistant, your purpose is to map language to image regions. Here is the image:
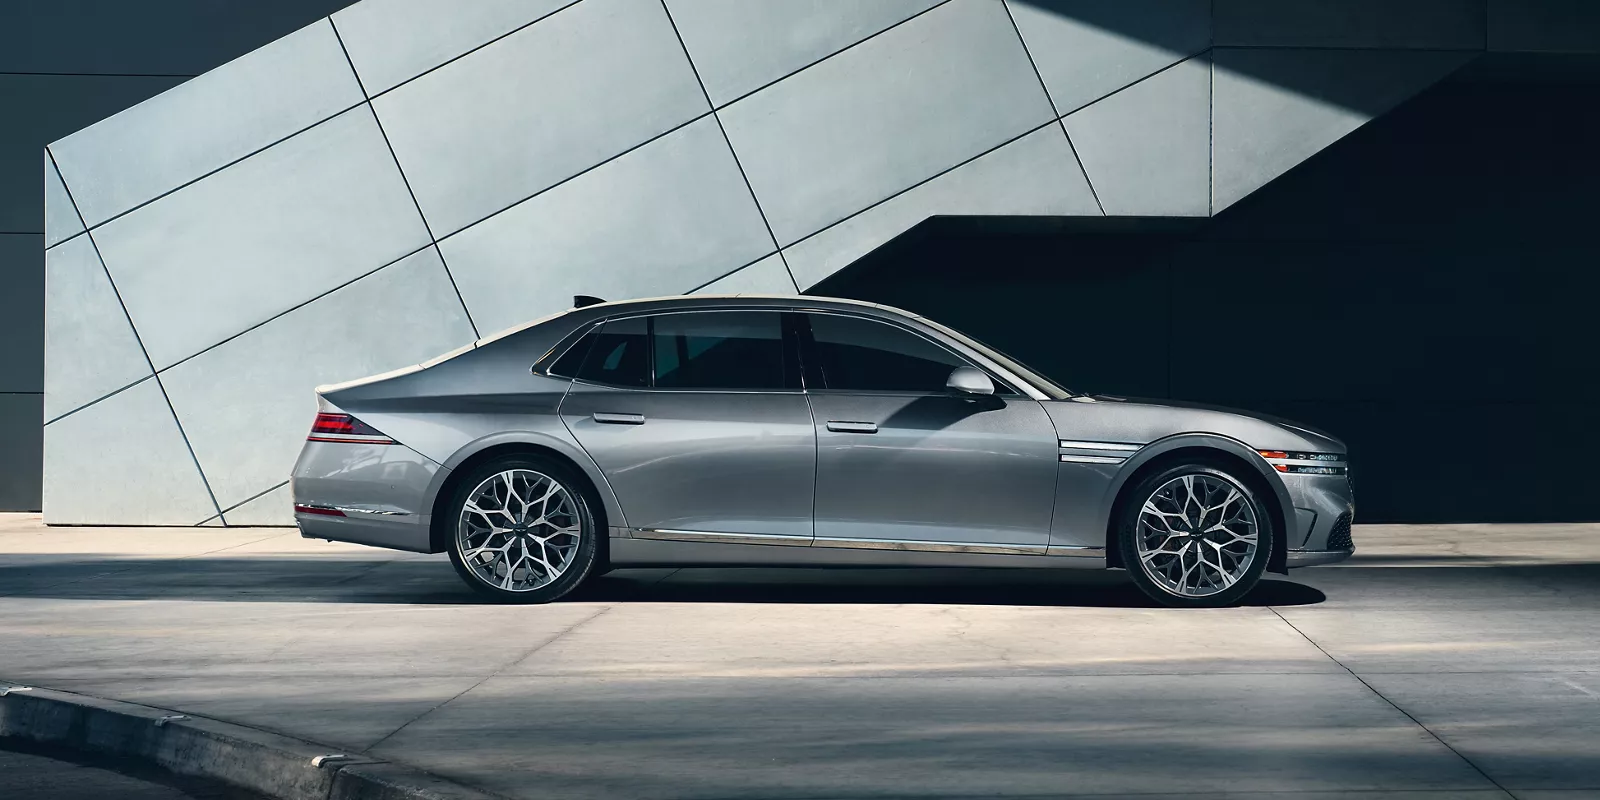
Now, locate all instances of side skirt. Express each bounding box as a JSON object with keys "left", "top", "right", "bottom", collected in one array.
[{"left": 610, "top": 533, "right": 1106, "bottom": 569}]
